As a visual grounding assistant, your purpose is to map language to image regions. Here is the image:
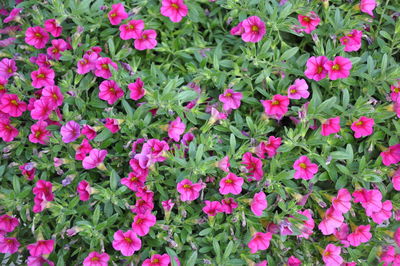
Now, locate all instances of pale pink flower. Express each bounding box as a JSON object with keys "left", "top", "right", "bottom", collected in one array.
[
  {"left": 287, "top": 79, "right": 309, "bottom": 99},
  {"left": 99, "top": 80, "right": 124, "bottom": 105},
  {"left": 41, "top": 85, "right": 64, "bottom": 107},
  {"left": 94, "top": 57, "right": 118, "bottom": 79},
  {"left": 0, "top": 93, "right": 27, "bottom": 117},
  {"left": 251, "top": 191, "right": 267, "bottom": 216},
  {"left": 221, "top": 198, "right": 238, "bottom": 214},
  {"left": 322, "top": 244, "right": 343, "bottom": 266},
  {"left": 318, "top": 207, "right": 344, "bottom": 235},
  {"left": 352, "top": 189, "right": 382, "bottom": 216},
  {"left": 31, "top": 67, "right": 55, "bottom": 88},
  {"left": 25, "top": 26, "right": 49, "bottom": 49},
  {"left": 297, "top": 209, "right": 314, "bottom": 239},
  {"left": 340, "top": 29, "right": 363, "bottom": 52},
  {"left": 82, "top": 125, "right": 96, "bottom": 140},
  {"left": 287, "top": 256, "right": 302, "bottom": 266},
  {"left": 332, "top": 188, "right": 352, "bottom": 214},
  {"left": 82, "top": 149, "right": 108, "bottom": 170},
  {"left": 0, "top": 237, "right": 20, "bottom": 254},
  {"left": 297, "top": 11, "right": 320, "bottom": 34},
  {"left": 370, "top": 200, "right": 392, "bottom": 224},
  {"left": 350, "top": 116, "right": 374, "bottom": 138},
  {"left": 83, "top": 252, "right": 109, "bottom": 266},
  {"left": 77, "top": 180, "right": 91, "bottom": 201},
  {"left": 333, "top": 223, "right": 350, "bottom": 247},
  {"left": 347, "top": 225, "right": 372, "bottom": 247},
  {"left": 380, "top": 144, "right": 400, "bottom": 166},
  {"left": 27, "top": 240, "right": 54, "bottom": 256},
  {"left": 217, "top": 156, "right": 230, "bottom": 172},
  {"left": 29, "top": 120, "right": 51, "bottom": 145},
  {"left": 260, "top": 94, "right": 290, "bottom": 120},
  {"left": 0, "top": 215, "right": 19, "bottom": 233},
  {"left": 44, "top": 19, "right": 62, "bottom": 37},
  {"left": 0, "top": 58, "right": 17, "bottom": 79},
  {"left": 247, "top": 232, "right": 272, "bottom": 253},
  {"left": 202, "top": 200, "right": 223, "bottom": 216},
  {"left": 0, "top": 118, "right": 18, "bottom": 142},
  {"left": 219, "top": 89, "right": 243, "bottom": 111},
  {"left": 360, "top": 0, "right": 376, "bottom": 16},
  {"left": 142, "top": 254, "right": 170, "bottom": 266},
  {"left": 121, "top": 172, "right": 146, "bottom": 192},
  {"left": 293, "top": 155, "right": 318, "bottom": 180},
  {"left": 119, "top": 20, "right": 144, "bottom": 40},
  {"left": 242, "top": 152, "right": 264, "bottom": 181},
  {"left": 60, "top": 120, "right": 81, "bottom": 143},
  {"left": 3, "top": 8, "right": 22, "bottom": 23},
  {"left": 168, "top": 117, "right": 186, "bottom": 142},
  {"left": 324, "top": 56, "right": 352, "bottom": 80}
]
